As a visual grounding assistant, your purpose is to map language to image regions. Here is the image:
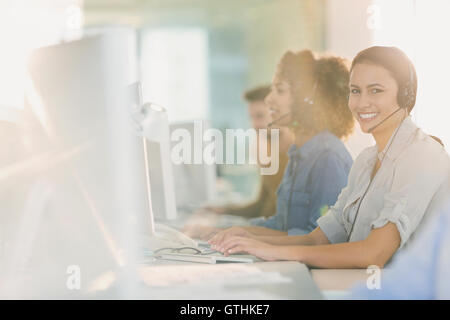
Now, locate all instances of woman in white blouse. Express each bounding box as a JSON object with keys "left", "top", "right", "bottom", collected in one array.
[{"left": 209, "top": 46, "right": 450, "bottom": 268}]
